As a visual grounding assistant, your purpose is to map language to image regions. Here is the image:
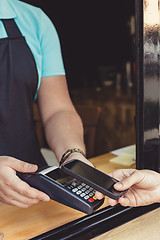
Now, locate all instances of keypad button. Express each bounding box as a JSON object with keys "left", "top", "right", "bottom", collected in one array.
[
  {"left": 81, "top": 188, "right": 86, "bottom": 192},
  {"left": 85, "top": 185, "right": 90, "bottom": 189},
  {"left": 89, "top": 193, "right": 94, "bottom": 197},
  {"left": 93, "top": 195, "right": 97, "bottom": 200},
  {"left": 76, "top": 190, "right": 82, "bottom": 195},
  {"left": 71, "top": 182, "right": 77, "bottom": 187},
  {"left": 89, "top": 187, "right": 94, "bottom": 191},
  {"left": 88, "top": 198, "right": 94, "bottom": 203},
  {"left": 85, "top": 190, "right": 90, "bottom": 194},
  {"left": 78, "top": 185, "right": 82, "bottom": 189},
  {"left": 84, "top": 195, "right": 89, "bottom": 200},
  {"left": 81, "top": 183, "right": 86, "bottom": 186},
  {"left": 72, "top": 188, "right": 78, "bottom": 192},
  {"left": 80, "top": 193, "right": 86, "bottom": 197}
]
